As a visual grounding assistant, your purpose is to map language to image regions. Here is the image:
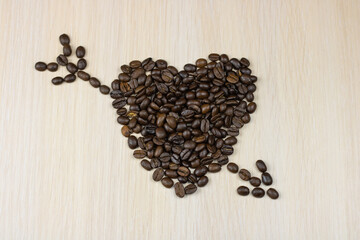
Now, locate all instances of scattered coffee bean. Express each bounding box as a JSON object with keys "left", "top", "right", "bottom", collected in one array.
[
  {"left": 249, "top": 177, "right": 261, "bottom": 187},
  {"left": 89, "top": 77, "right": 101, "bottom": 88},
  {"left": 76, "top": 46, "right": 86, "bottom": 58},
  {"left": 184, "top": 184, "right": 197, "bottom": 194},
  {"left": 237, "top": 186, "right": 250, "bottom": 196},
  {"left": 63, "top": 44, "right": 72, "bottom": 56},
  {"left": 239, "top": 169, "right": 251, "bottom": 181},
  {"left": 261, "top": 172, "right": 273, "bottom": 185},
  {"left": 66, "top": 63, "right": 78, "bottom": 74},
  {"left": 197, "top": 176, "right": 208, "bottom": 187},
  {"left": 161, "top": 177, "right": 174, "bottom": 188},
  {"left": 227, "top": 162, "right": 239, "bottom": 173},
  {"left": 267, "top": 188, "right": 279, "bottom": 199},
  {"left": 133, "top": 150, "right": 146, "bottom": 159},
  {"left": 51, "top": 77, "right": 64, "bottom": 85},
  {"left": 256, "top": 160, "right": 267, "bottom": 172},
  {"left": 174, "top": 182, "right": 185, "bottom": 198},
  {"left": 99, "top": 85, "right": 110, "bottom": 94},
  {"left": 77, "top": 71, "right": 90, "bottom": 81},
  {"left": 47, "top": 62, "right": 58, "bottom": 72},
  {"left": 59, "top": 34, "right": 70, "bottom": 45},
  {"left": 128, "top": 135, "right": 138, "bottom": 149},
  {"left": 252, "top": 187, "right": 265, "bottom": 198},
  {"left": 208, "top": 163, "right": 221, "bottom": 173},
  {"left": 140, "top": 159, "right": 152, "bottom": 171},
  {"left": 153, "top": 168, "right": 165, "bottom": 181},
  {"left": 77, "top": 58, "right": 87, "bottom": 70},
  {"left": 64, "top": 74, "right": 76, "bottom": 83},
  {"left": 56, "top": 54, "right": 68, "bottom": 66},
  {"left": 35, "top": 62, "right": 47, "bottom": 71}
]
